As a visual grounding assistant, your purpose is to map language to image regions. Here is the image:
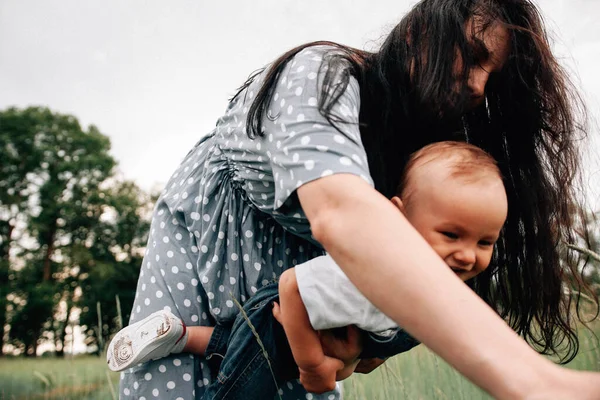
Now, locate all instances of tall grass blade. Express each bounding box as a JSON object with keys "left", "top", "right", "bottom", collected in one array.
[
  {"left": 115, "top": 294, "right": 123, "bottom": 330},
  {"left": 33, "top": 370, "right": 51, "bottom": 388},
  {"left": 96, "top": 302, "right": 104, "bottom": 354},
  {"left": 230, "top": 293, "right": 283, "bottom": 400},
  {"left": 566, "top": 243, "right": 600, "bottom": 263},
  {"left": 105, "top": 370, "right": 117, "bottom": 400}
]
